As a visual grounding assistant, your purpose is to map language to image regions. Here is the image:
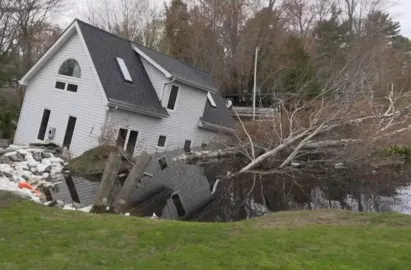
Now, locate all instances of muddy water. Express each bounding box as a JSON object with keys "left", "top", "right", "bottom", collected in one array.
[{"left": 197, "top": 167, "right": 411, "bottom": 222}]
